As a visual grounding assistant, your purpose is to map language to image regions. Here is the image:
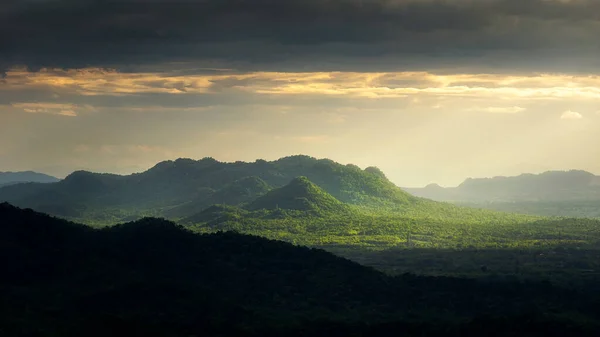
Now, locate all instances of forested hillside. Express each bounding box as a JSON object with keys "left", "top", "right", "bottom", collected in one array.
[
  {"left": 2, "top": 203, "right": 600, "bottom": 337},
  {"left": 3, "top": 156, "right": 600, "bottom": 257},
  {"left": 0, "top": 155, "right": 415, "bottom": 221}
]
